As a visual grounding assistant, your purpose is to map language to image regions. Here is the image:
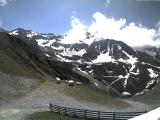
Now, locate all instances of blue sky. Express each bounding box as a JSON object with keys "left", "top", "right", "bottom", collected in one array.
[
  {"left": 0, "top": 0, "right": 160, "bottom": 46},
  {"left": 0, "top": 0, "right": 107, "bottom": 33},
  {"left": 0, "top": 0, "right": 160, "bottom": 34}
]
